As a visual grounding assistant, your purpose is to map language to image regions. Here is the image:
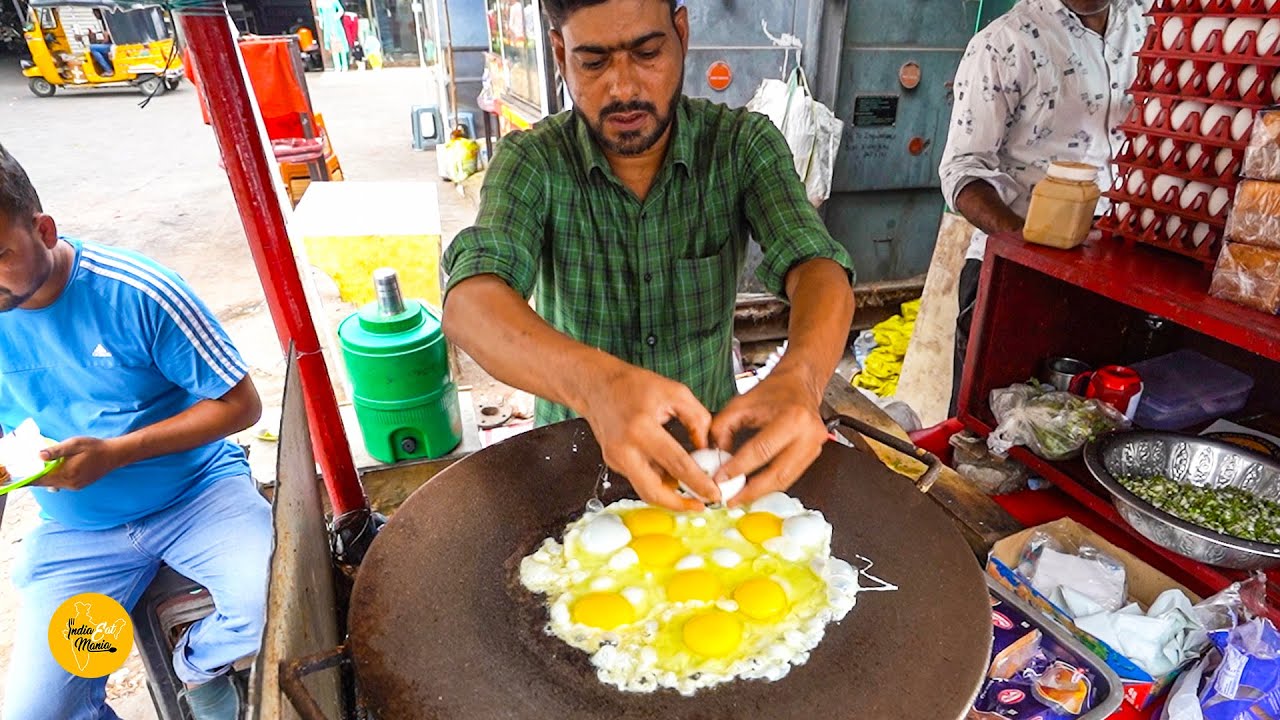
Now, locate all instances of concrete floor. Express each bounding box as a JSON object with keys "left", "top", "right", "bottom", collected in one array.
[{"left": 0, "top": 62, "right": 483, "bottom": 717}]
